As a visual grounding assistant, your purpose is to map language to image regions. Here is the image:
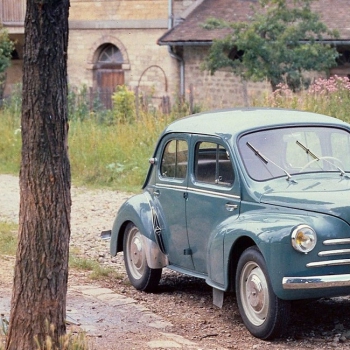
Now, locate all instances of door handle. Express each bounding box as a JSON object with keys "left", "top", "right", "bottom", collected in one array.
[
  {"left": 225, "top": 203, "right": 238, "bottom": 212},
  {"left": 154, "top": 190, "right": 160, "bottom": 197}
]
